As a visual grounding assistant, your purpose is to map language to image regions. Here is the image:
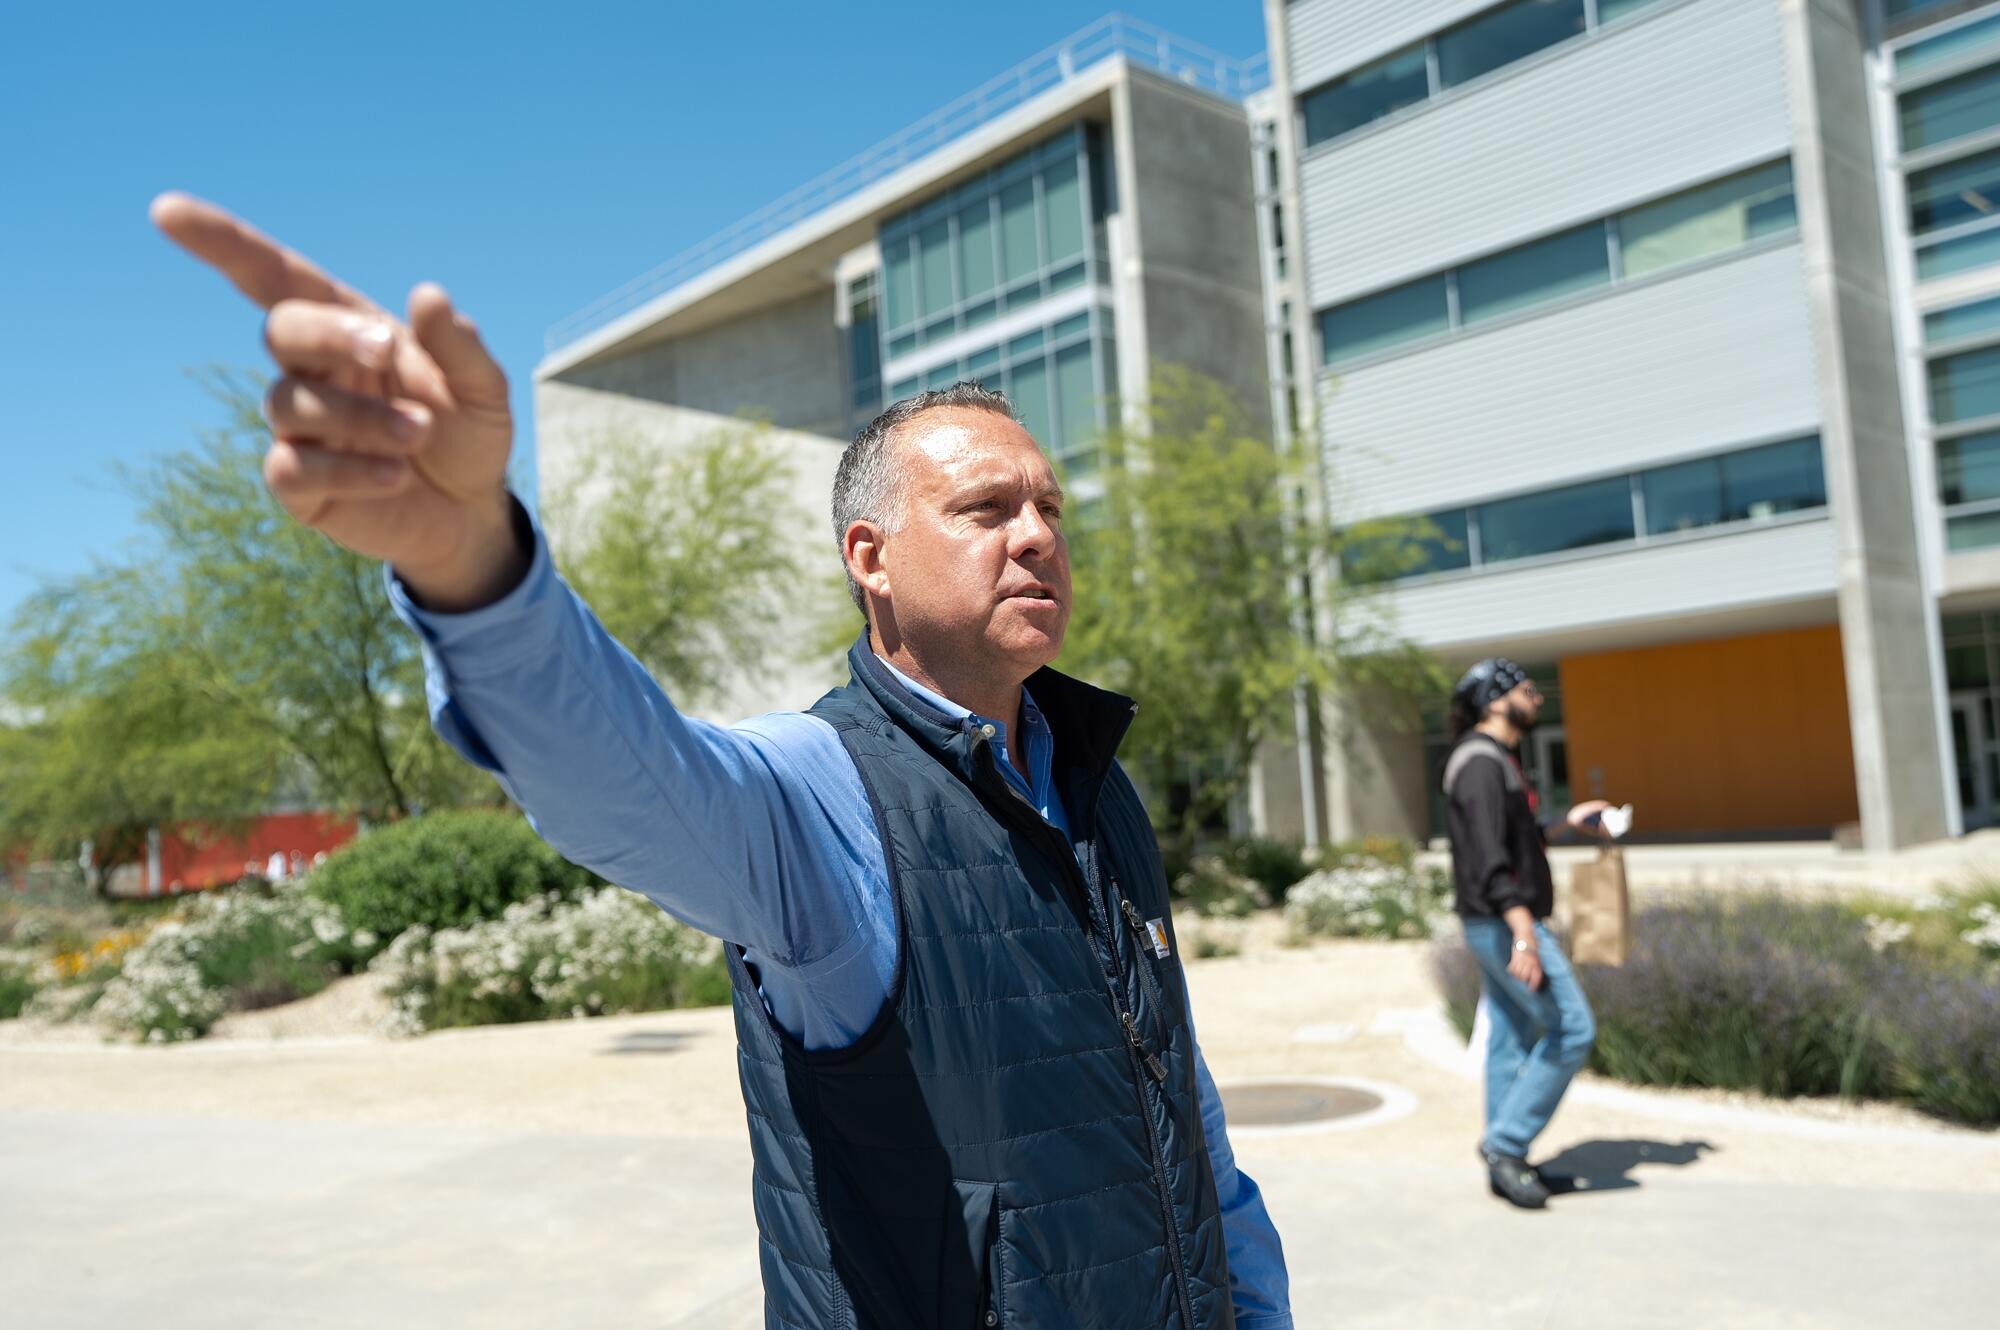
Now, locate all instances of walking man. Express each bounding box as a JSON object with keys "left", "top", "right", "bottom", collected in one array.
[
  {"left": 1443, "top": 659, "right": 1607, "bottom": 1210},
  {"left": 152, "top": 194, "right": 1290, "bottom": 1328}
]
